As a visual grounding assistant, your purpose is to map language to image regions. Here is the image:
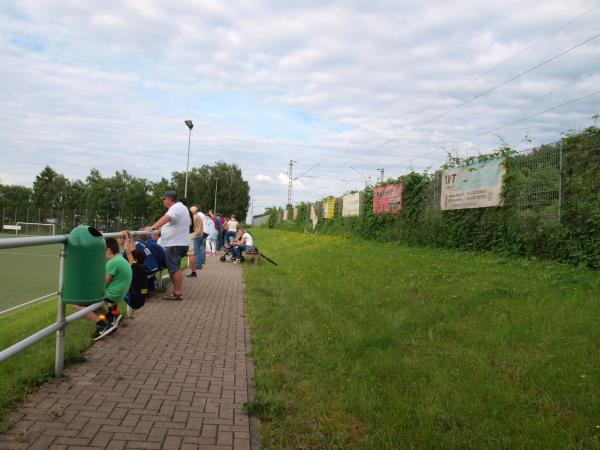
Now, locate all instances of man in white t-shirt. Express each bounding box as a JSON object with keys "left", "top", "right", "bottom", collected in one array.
[
  {"left": 151, "top": 191, "right": 190, "bottom": 300},
  {"left": 231, "top": 227, "right": 255, "bottom": 263}
]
